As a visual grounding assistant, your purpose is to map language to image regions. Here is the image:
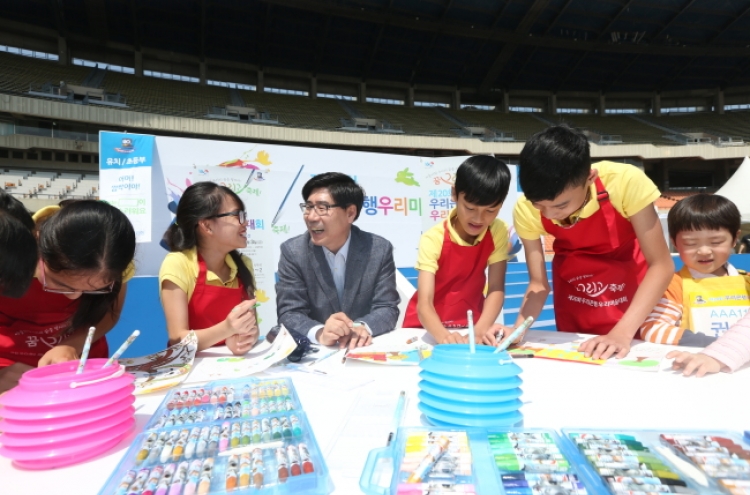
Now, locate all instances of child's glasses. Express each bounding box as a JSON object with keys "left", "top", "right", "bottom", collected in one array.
[
  {"left": 207, "top": 210, "right": 247, "bottom": 224},
  {"left": 39, "top": 260, "right": 115, "bottom": 295}
]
